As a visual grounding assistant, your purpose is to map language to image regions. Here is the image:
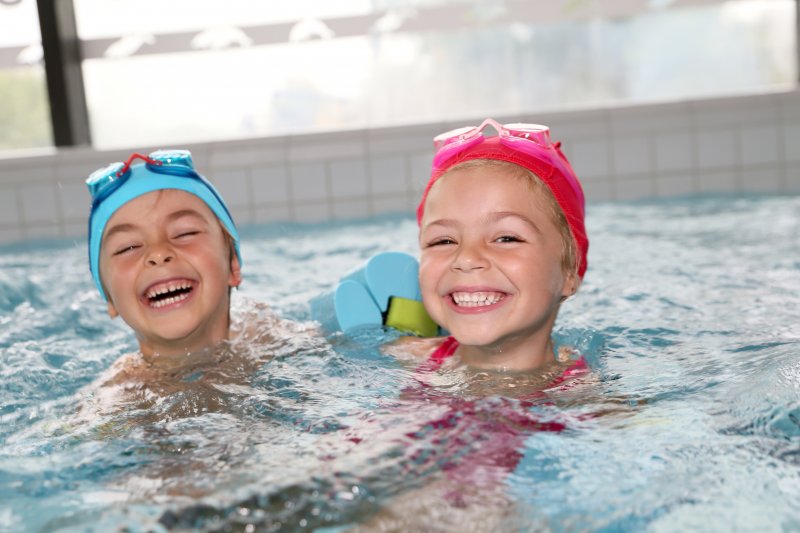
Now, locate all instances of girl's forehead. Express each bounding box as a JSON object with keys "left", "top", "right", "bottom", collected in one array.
[{"left": 426, "top": 167, "right": 542, "bottom": 214}]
